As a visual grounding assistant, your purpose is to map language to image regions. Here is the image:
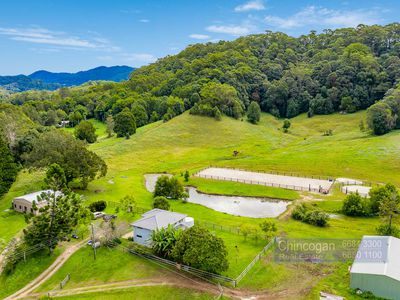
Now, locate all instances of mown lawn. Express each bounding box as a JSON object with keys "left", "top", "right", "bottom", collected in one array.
[
  {"left": 55, "top": 286, "right": 218, "bottom": 300},
  {"left": 36, "top": 246, "right": 167, "bottom": 292}
]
